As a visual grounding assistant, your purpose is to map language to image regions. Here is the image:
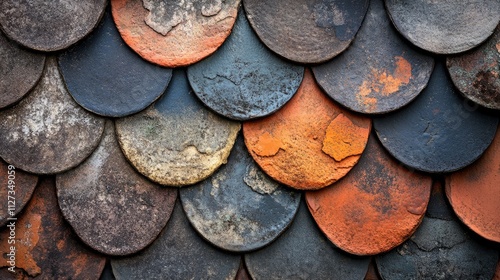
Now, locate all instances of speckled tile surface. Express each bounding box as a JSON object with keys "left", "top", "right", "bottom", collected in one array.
[{"left": 0, "top": 1, "right": 499, "bottom": 279}]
